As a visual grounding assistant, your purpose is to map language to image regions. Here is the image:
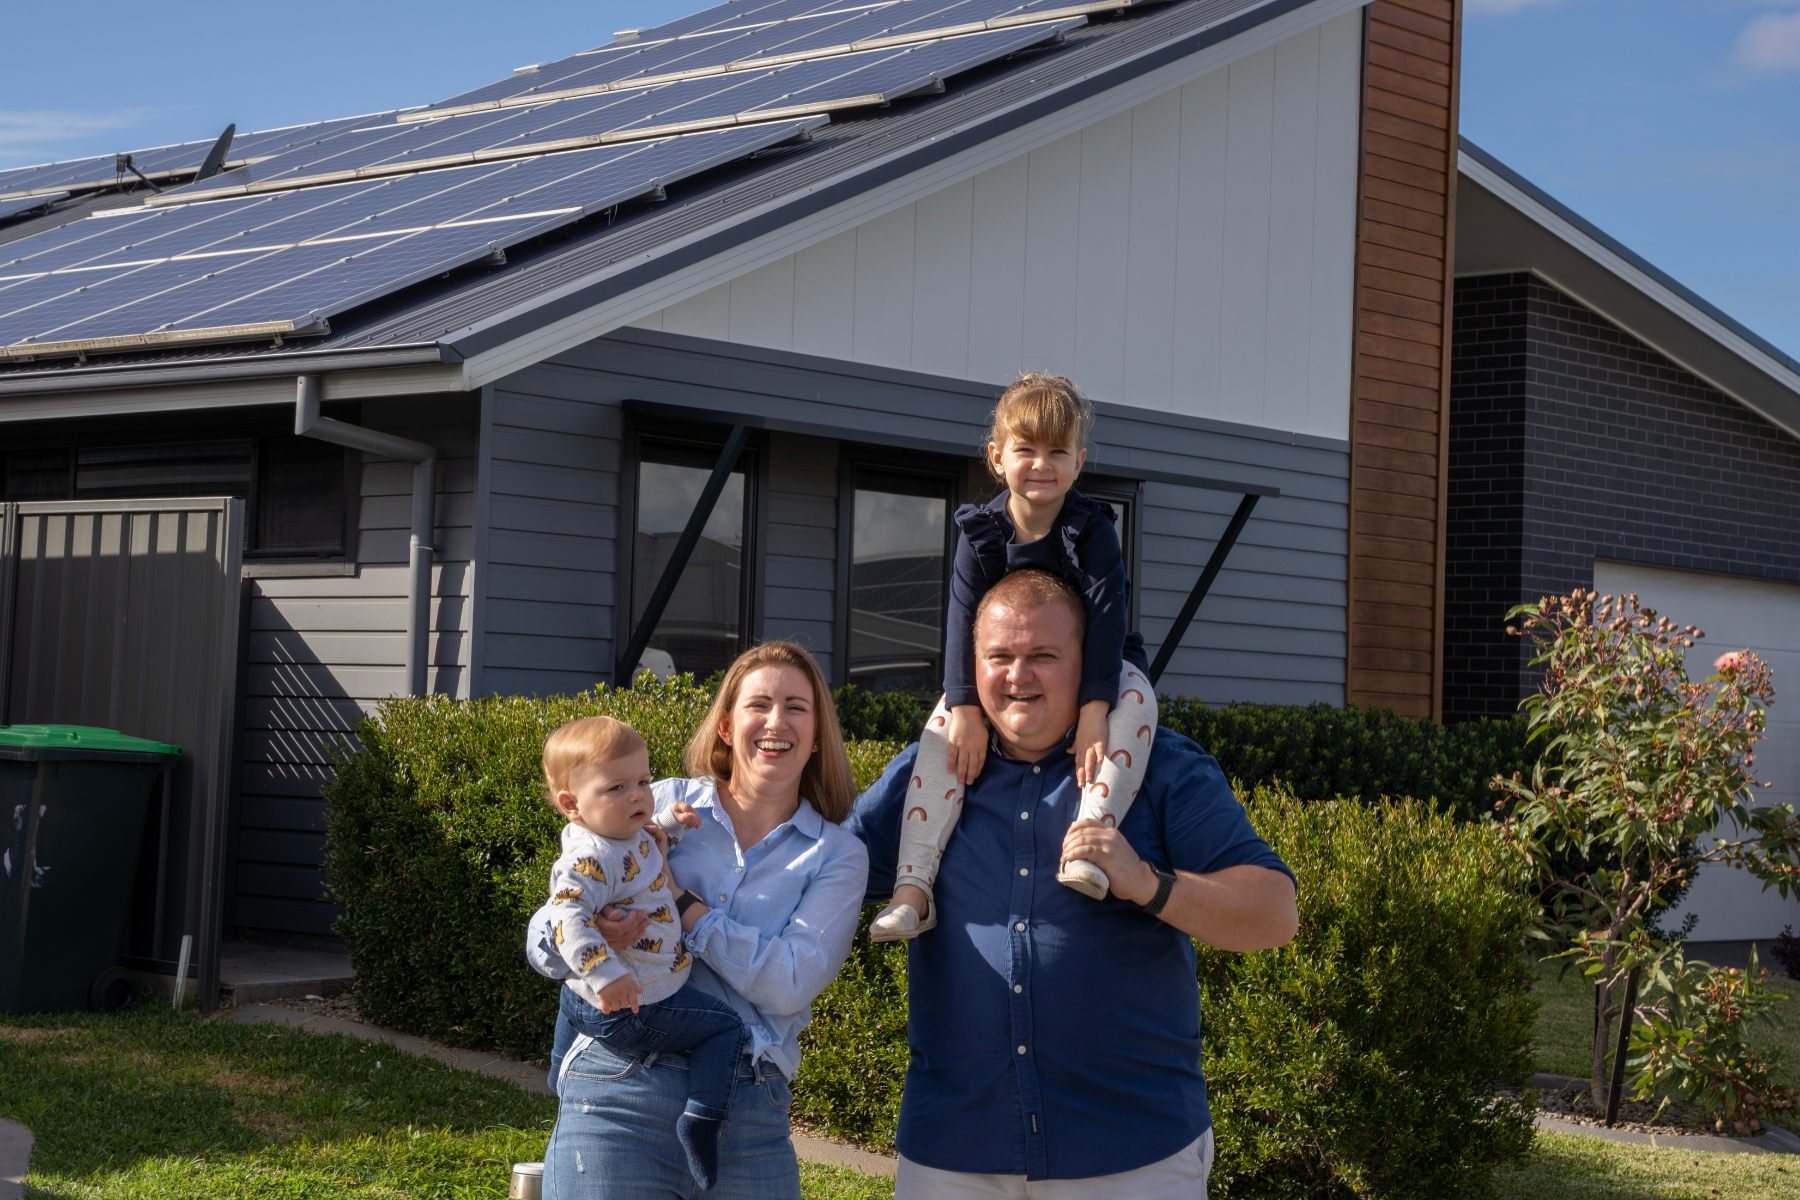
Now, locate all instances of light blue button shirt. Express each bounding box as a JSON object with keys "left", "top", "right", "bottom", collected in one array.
[{"left": 529, "top": 776, "right": 868, "bottom": 1080}]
